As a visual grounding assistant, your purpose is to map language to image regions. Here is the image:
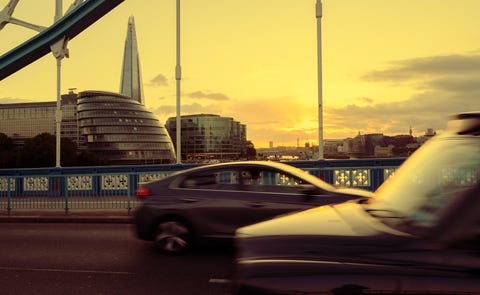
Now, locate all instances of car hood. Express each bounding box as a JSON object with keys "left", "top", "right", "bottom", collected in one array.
[
  {"left": 236, "top": 201, "right": 380, "bottom": 238},
  {"left": 235, "top": 201, "right": 409, "bottom": 260}
]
